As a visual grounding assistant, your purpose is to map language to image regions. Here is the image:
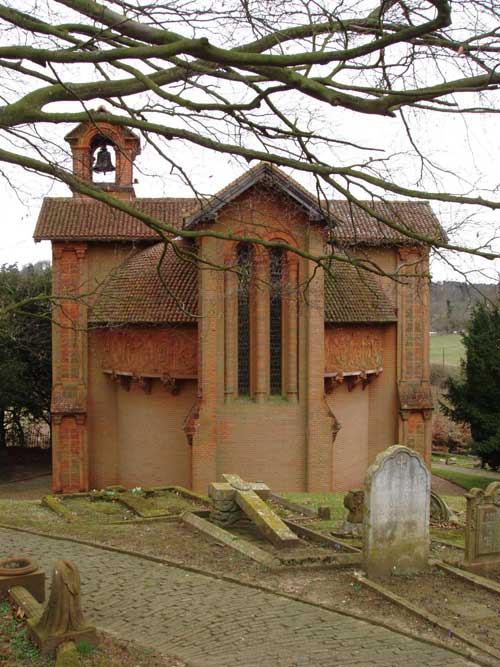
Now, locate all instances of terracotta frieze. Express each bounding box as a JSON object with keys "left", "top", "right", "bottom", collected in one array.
[{"left": 94, "top": 325, "right": 198, "bottom": 378}]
